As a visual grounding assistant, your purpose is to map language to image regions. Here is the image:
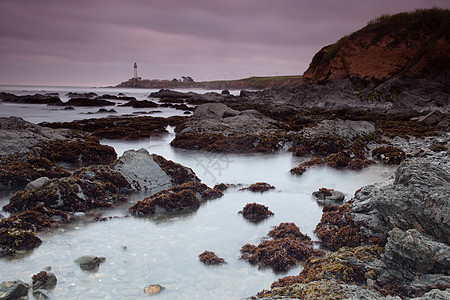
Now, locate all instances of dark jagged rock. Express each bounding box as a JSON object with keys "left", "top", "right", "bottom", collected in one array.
[
  {"left": 351, "top": 160, "right": 450, "bottom": 245},
  {"left": 199, "top": 250, "right": 226, "bottom": 265},
  {"left": 1, "top": 93, "right": 63, "bottom": 105},
  {"left": 120, "top": 100, "right": 158, "bottom": 108},
  {"left": 54, "top": 97, "right": 115, "bottom": 107},
  {"left": 239, "top": 203, "right": 274, "bottom": 222},
  {"left": 66, "top": 92, "right": 98, "bottom": 98},
  {"left": 0, "top": 280, "right": 29, "bottom": 299},
  {"left": 241, "top": 223, "right": 324, "bottom": 273}
]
